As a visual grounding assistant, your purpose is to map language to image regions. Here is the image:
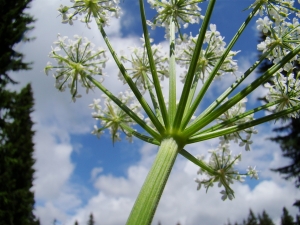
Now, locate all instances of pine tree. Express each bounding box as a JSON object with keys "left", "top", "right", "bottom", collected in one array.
[
  {"left": 281, "top": 207, "right": 294, "bottom": 225},
  {"left": 0, "top": 0, "right": 35, "bottom": 85},
  {"left": 258, "top": 210, "right": 274, "bottom": 225},
  {"left": 270, "top": 119, "right": 300, "bottom": 209},
  {"left": 243, "top": 210, "right": 258, "bottom": 225},
  {"left": 74, "top": 220, "right": 79, "bottom": 225},
  {"left": 0, "top": 0, "right": 38, "bottom": 224},
  {"left": 87, "top": 213, "right": 95, "bottom": 225},
  {"left": 0, "top": 85, "right": 40, "bottom": 224}
]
